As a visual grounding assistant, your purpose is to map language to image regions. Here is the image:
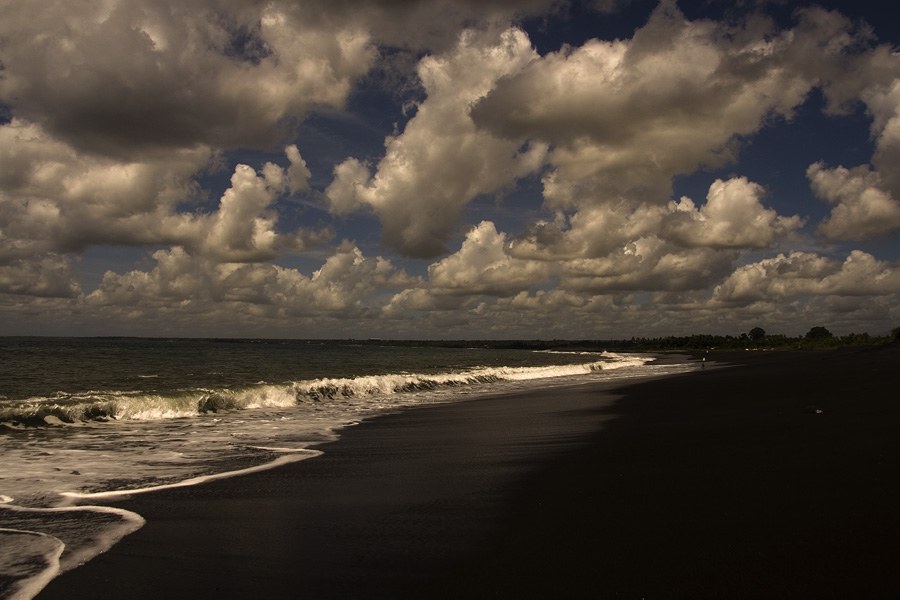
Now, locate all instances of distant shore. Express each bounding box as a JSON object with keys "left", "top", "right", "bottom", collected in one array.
[
  {"left": 5, "top": 332, "right": 895, "bottom": 353},
  {"left": 39, "top": 346, "right": 899, "bottom": 599}
]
